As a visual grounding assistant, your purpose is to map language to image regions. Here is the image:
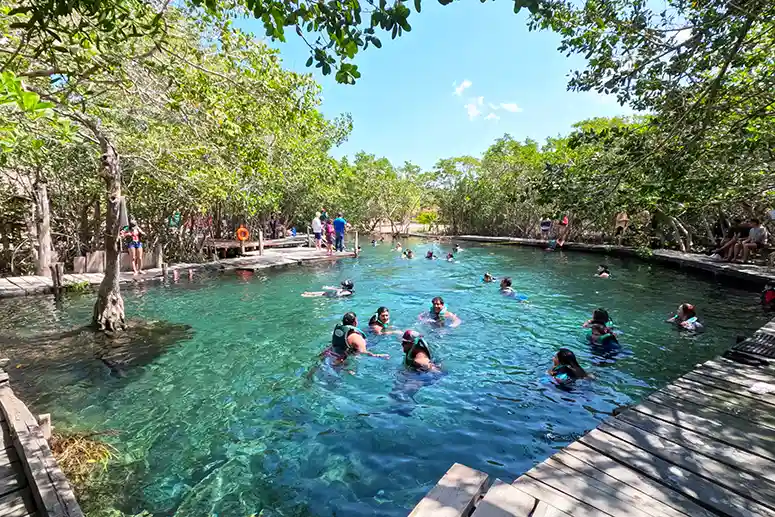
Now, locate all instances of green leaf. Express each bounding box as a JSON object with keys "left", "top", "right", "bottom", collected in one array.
[{"left": 414, "top": 0, "right": 421, "bottom": 13}]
